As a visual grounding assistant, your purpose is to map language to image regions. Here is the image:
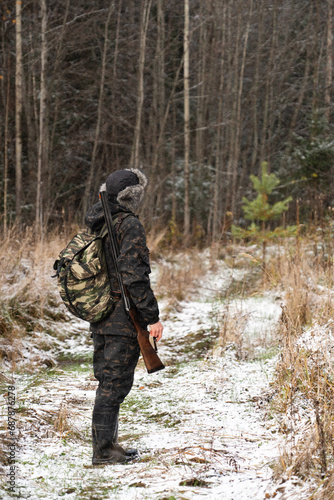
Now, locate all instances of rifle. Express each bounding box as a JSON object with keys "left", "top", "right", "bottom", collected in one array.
[{"left": 99, "top": 184, "right": 165, "bottom": 374}]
